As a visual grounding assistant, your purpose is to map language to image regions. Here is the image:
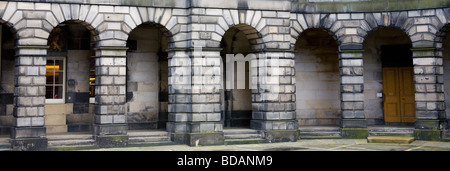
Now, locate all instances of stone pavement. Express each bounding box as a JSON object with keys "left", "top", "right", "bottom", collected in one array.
[{"left": 84, "top": 139, "right": 450, "bottom": 151}]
